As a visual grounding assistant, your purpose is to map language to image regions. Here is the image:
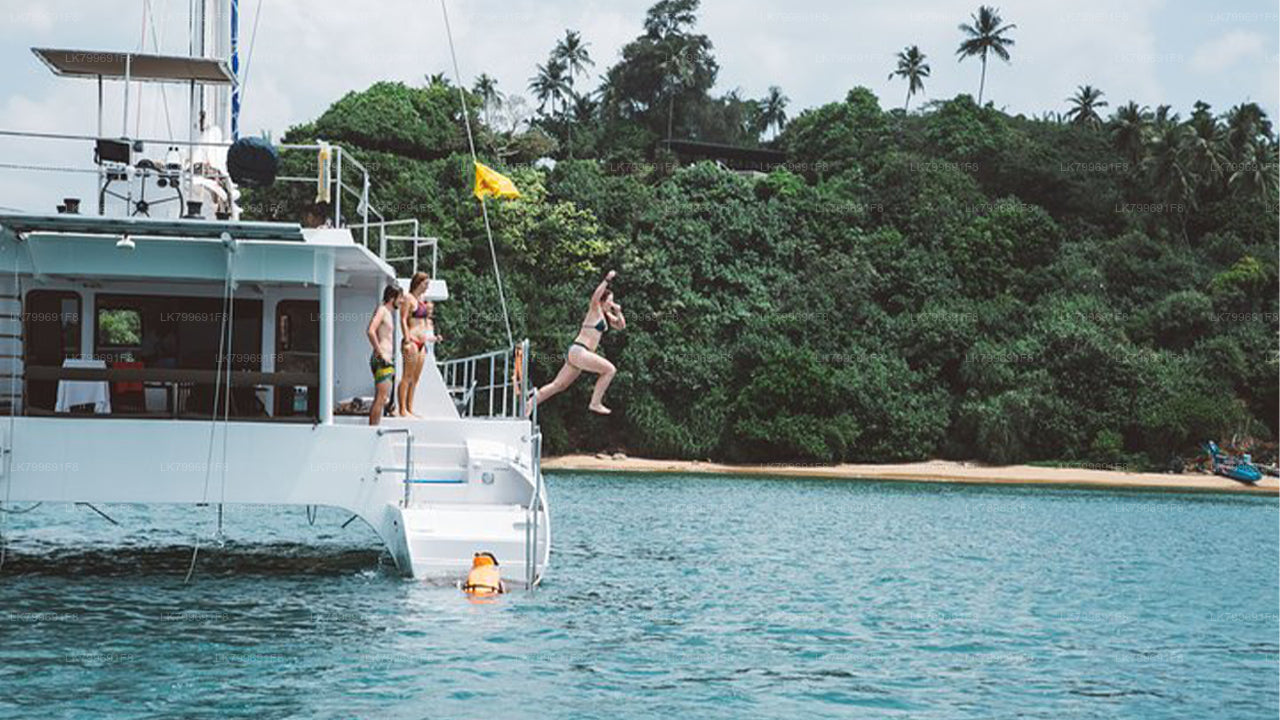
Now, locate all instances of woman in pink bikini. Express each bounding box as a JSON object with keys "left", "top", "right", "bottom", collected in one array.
[{"left": 398, "top": 272, "right": 442, "bottom": 417}]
